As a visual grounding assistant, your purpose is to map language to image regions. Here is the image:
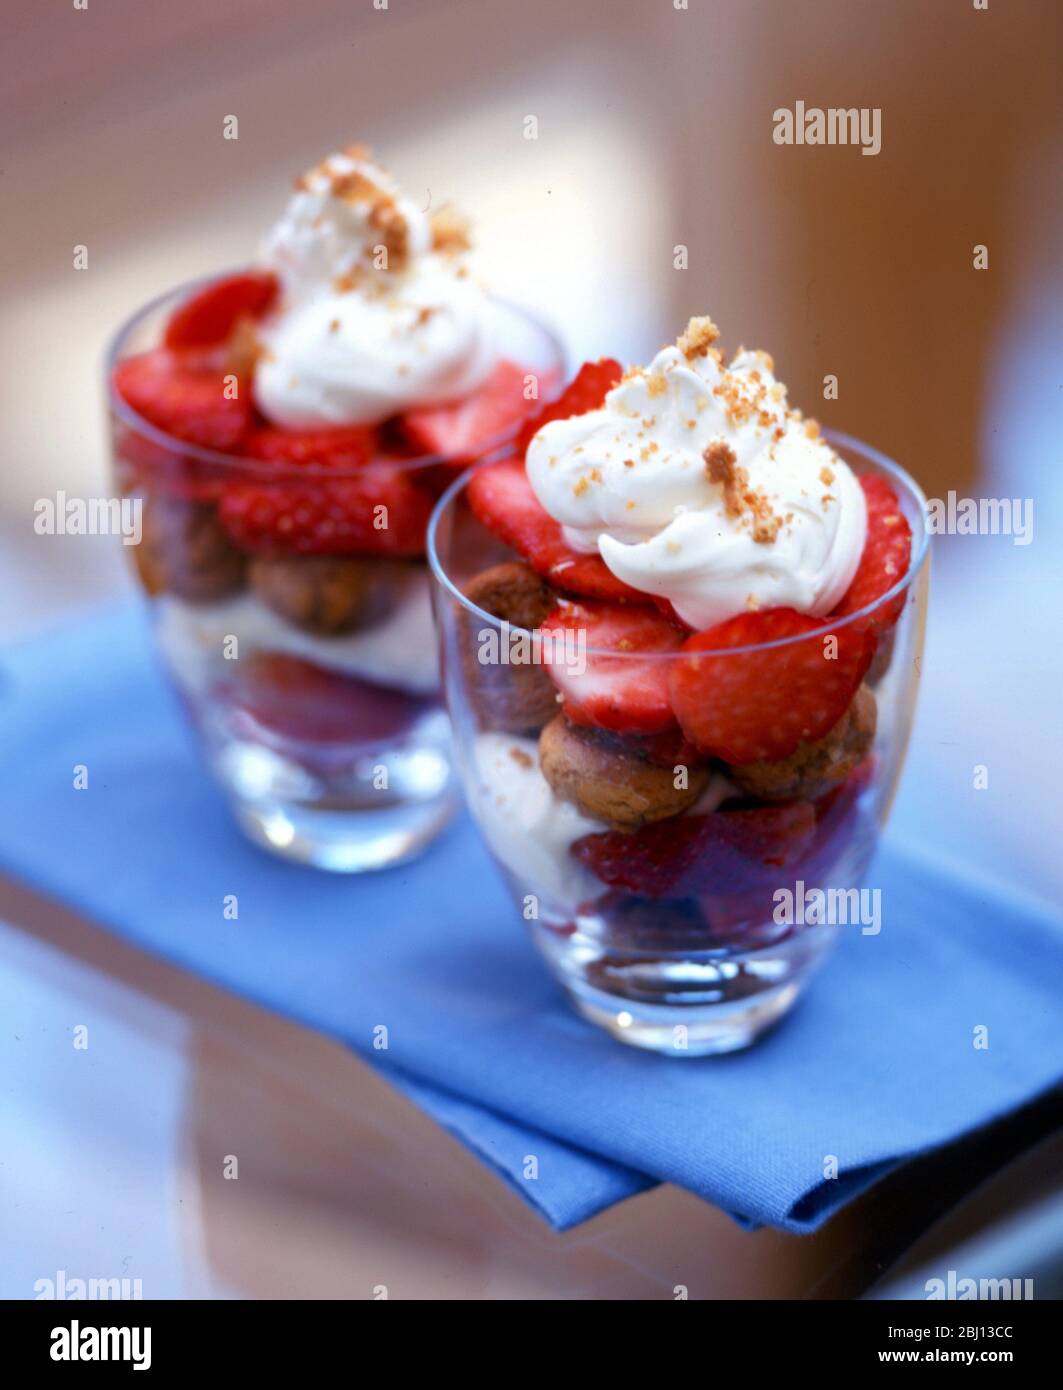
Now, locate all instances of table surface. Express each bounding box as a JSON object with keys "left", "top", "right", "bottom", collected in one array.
[{"left": 3, "top": 870, "right": 1061, "bottom": 1301}]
